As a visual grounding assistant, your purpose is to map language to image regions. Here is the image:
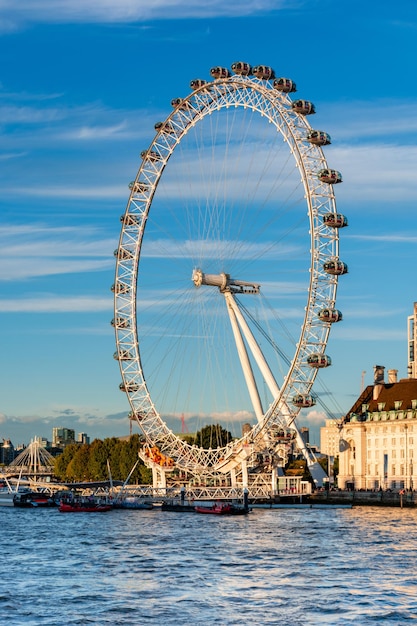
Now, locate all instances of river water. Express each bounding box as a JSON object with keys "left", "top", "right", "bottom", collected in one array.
[{"left": 1, "top": 505, "right": 416, "bottom": 625}]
